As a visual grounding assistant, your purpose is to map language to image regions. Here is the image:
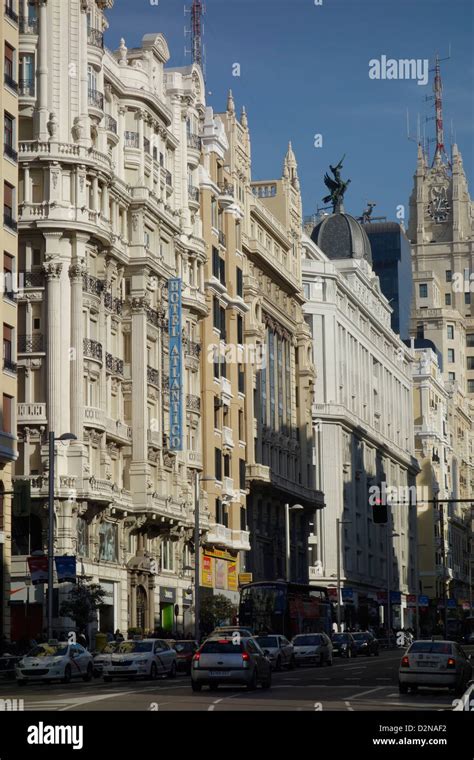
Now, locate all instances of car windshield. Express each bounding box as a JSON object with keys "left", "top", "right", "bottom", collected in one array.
[
  {"left": 256, "top": 636, "right": 279, "bottom": 647},
  {"left": 28, "top": 644, "right": 69, "bottom": 657},
  {"left": 175, "top": 642, "right": 195, "bottom": 653},
  {"left": 293, "top": 635, "right": 321, "bottom": 646},
  {"left": 332, "top": 634, "right": 350, "bottom": 642},
  {"left": 409, "top": 642, "right": 453, "bottom": 655},
  {"left": 101, "top": 643, "right": 118, "bottom": 654},
  {"left": 201, "top": 641, "right": 244, "bottom": 654},
  {"left": 116, "top": 641, "right": 152, "bottom": 654},
  {"left": 352, "top": 633, "right": 370, "bottom": 641}
]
